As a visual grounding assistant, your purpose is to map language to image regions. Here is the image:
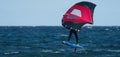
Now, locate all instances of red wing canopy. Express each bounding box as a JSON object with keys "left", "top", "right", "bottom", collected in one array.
[{"left": 62, "top": 1, "right": 96, "bottom": 30}]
